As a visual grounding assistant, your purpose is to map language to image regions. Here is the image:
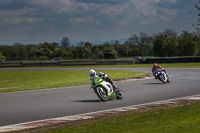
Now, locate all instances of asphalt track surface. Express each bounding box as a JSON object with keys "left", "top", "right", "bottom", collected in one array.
[{"left": 0, "top": 68, "right": 200, "bottom": 127}]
